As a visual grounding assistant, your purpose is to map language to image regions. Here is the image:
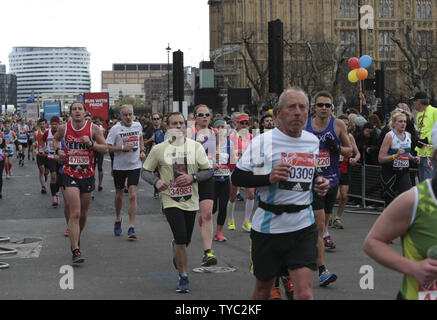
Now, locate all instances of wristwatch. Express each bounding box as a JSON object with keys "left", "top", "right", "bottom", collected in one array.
[{"left": 192, "top": 174, "right": 198, "bottom": 182}]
